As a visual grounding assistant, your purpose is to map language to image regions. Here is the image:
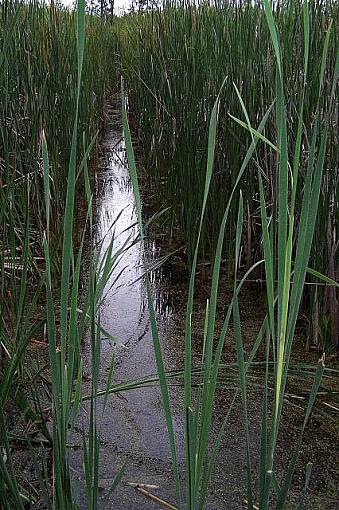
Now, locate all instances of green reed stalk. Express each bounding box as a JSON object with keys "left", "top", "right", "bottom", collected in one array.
[
  {"left": 122, "top": 2, "right": 338, "bottom": 510},
  {"left": 118, "top": 0, "right": 338, "bottom": 348}
]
